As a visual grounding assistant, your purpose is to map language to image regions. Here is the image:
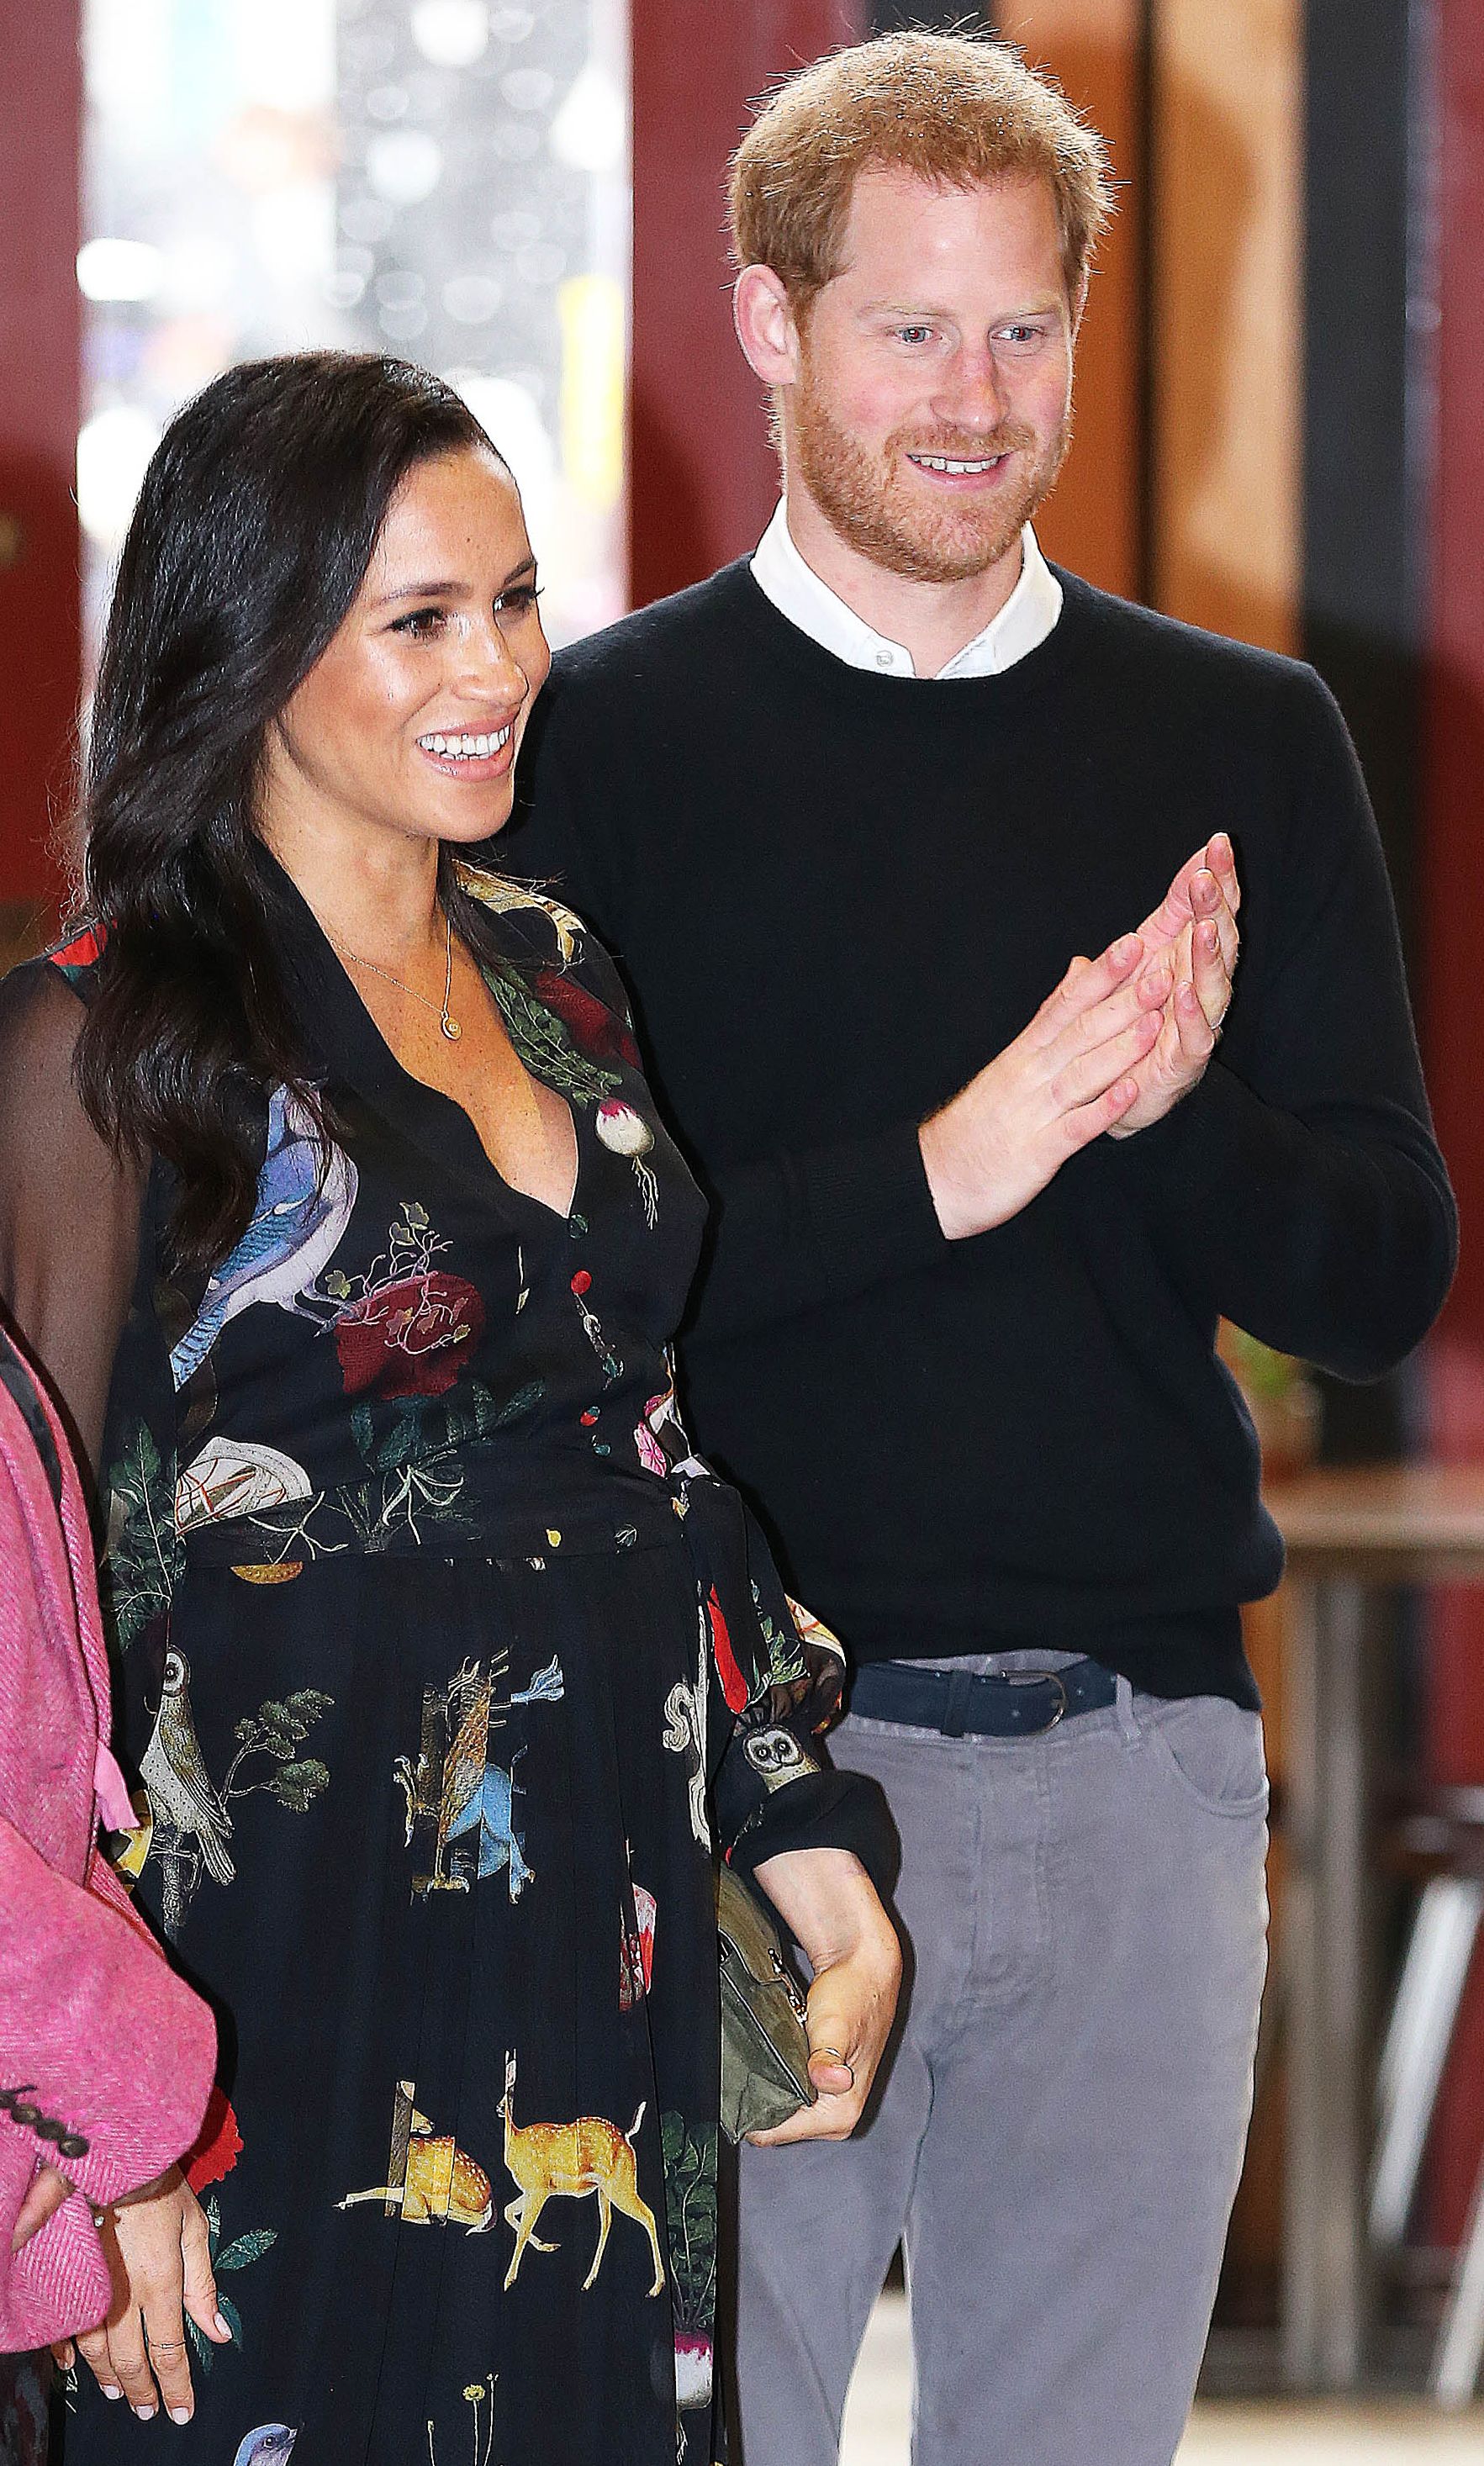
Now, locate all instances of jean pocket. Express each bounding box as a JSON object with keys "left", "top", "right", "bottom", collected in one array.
[{"left": 1138, "top": 1692, "right": 1270, "bottom": 1819}]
